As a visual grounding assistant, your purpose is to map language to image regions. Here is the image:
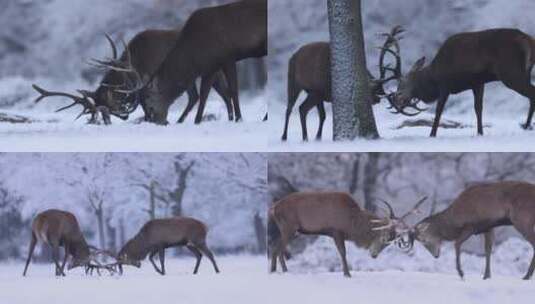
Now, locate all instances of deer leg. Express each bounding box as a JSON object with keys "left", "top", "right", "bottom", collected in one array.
[
  {"left": 186, "top": 244, "right": 203, "bottom": 274},
  {"left": 430, "top": 92, "right": 450, "bottom": 137},
  {"left": 510, "top": 218, "right": 535, "bottom": 280},
  {"left": 158, "top": 248, "right": 166, "bottom": 275},
  {"left": 525, "top": 100, "right": 535, "bottom": 130},
  {"left": 212, "top": 71, "right": 234, "bottom": 121},
  {"left": 473, "top": 84, "right": 485, "bottom": 136},
  {"left": 222, "top": 62, "right": 242, "bottom": 122},
  {"left": 498, "top": 67, "right": 535, "bottom": 129},
  {"left": 282, "top": 88, "right": 301, "bottom": 141},
  {"left": 316, "top": 101, "right": 326, "bottom": 141},
  {"left": 333, "top": 232, "right": 351, "bottom": 277},
  {"left": 270, "top": 242, "right": 278, "bottom": 273},
  {"left": 51, "top": 243, "right": 65, "bottom": 276},
  {"left": 149, "top": 250, "right": 164, "bottom": 275},
  {"left": 454, "top": 229, "right": 473, "bottom": 279},
  {"left": 196, "top": 243, "right": 220, "bottom": 273},
  {"left": 60, "top": 243, "right": 69, "bottom": 276},
  {"left": 177, "top": 85, "right": 199, "bottom": 123},
  {"left": 483, "top": 230, "right": 494, "bottom": 280},
  {"left": 194, "top": 73, "right": 217, "bottom": 124},
  {"left": 299, "top": 94, "right": 321, "bottom": 142},
  {"left": 22, "top": 233, "right": 37, "bottom": 276}
]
